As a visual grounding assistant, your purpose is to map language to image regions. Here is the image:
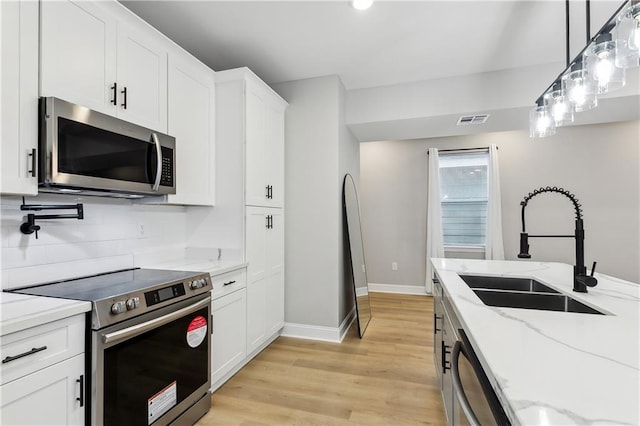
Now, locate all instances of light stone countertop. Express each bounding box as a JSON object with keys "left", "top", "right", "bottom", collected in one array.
[
  {"left": 0, "top": 292, "right": 91, "bottom": 337},
  {"left": 431, "top": 258, "right": 640, "bottom": 426},
  {"left": 138, "top": 257, "right": 247, "bottom": 277}
]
